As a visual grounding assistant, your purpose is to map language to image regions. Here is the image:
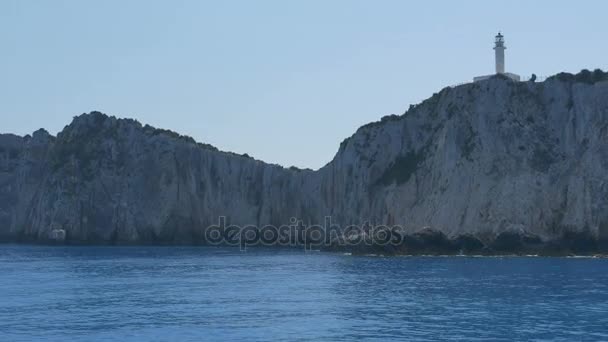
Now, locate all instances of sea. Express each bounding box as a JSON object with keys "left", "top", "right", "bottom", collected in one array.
[{"left": 1, "top": 245, "right": 607, "bottom": 341}]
